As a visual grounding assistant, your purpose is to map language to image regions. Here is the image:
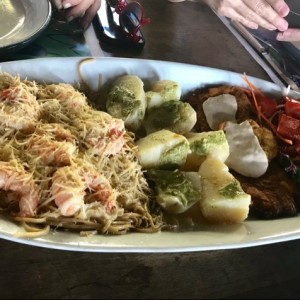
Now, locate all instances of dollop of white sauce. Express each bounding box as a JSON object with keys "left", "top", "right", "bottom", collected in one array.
[
  {"left": 224, "top": 121, "right": 268, "bottom": 178},
  {"left": 203, "top": 94, "right": 237, "bottom": 130}
]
